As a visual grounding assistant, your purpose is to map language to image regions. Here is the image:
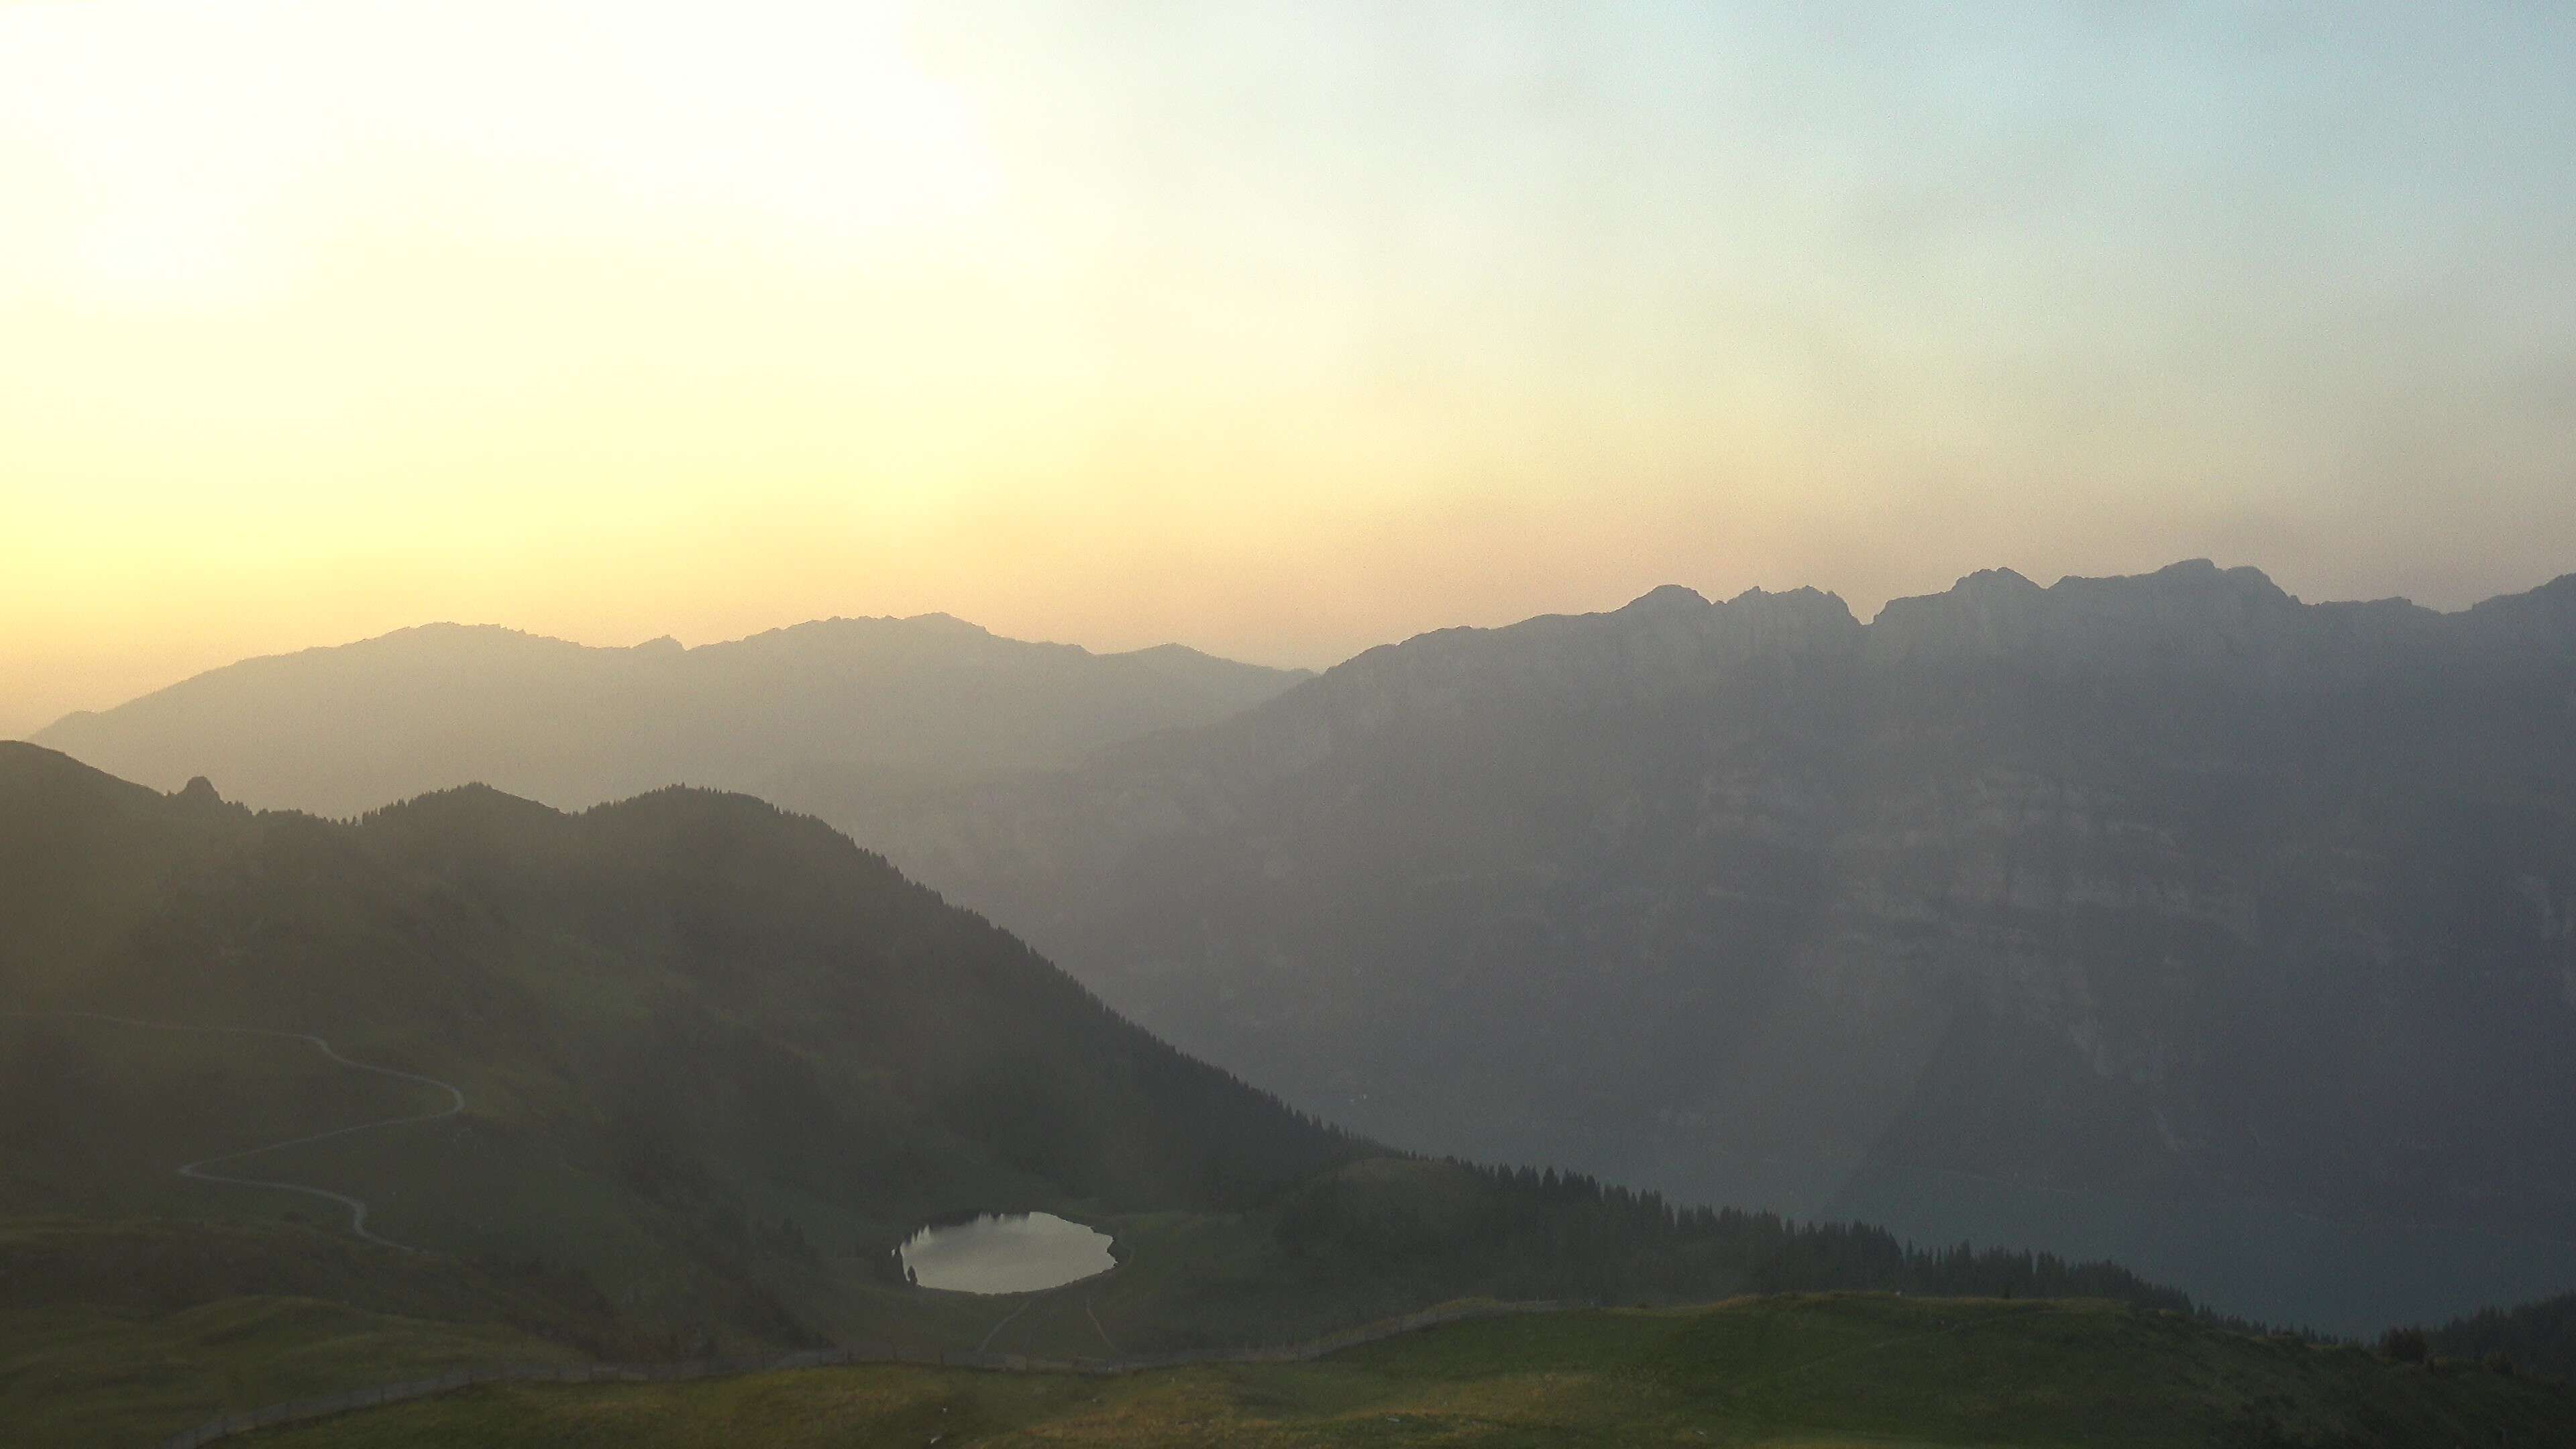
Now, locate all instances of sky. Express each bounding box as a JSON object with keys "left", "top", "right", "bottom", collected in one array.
[{"left": 5, "top": 0, "right": 2575, "bottom": 737}]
